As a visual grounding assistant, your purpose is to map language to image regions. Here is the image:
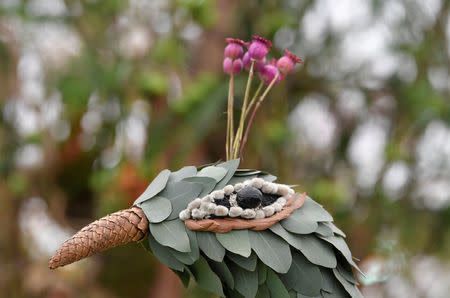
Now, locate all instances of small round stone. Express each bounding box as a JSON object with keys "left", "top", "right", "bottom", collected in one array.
[
  {"left": 214, "top": 205, "right": 229, "bottom": 217},
  {"left": 263, "top": 206, "right": 275, "bottom": 217},
  {"left": 188, "top": 198, "right": 202, "bottom": 210},
  {"left": 207, "top": 203, "right": 216, "bottom": 214},
  {"left": 192, "top": 208, "right": 205, "bottom": 219},
  {"left": 212, "top": 190, "right": 225, "bottom": 200},
  {"left": 224, "top": 185, "right": 234, "bottom": 195},
  {"left": 179, "top": 209, "right": 191, "bottom": 220},
  {"left": 202, "top": 195, "right": 213, "bottom": 202},
  {"left": 277, "top": 185, "right": 290, "bottom": 196},
  {"left": 229, "top": 206, "right": 243, "bottom": 217},
  {"left": 241, "top": 209, "right": 256, "bottom": 219},
  {"left": 276, "top": 197, "right": 287, "bottom": 206},
  {"left": 234, "top": 183, "right": 244, "bottom": 191},
  {"left": 200, "top": 201, "right": 210, "bottom": 211},
  {"left": 237, "top": 187, "right": 262, "bottom": 209},
  {"left": 288, "top": 188, "right": 295, "bottom": 195},
  {"left": 261, "top": 182, "right": 273, "bottom": 194},
  {"left": 250, "top": 178, "right": 264, "bottom": 189},
  {"left": 273, "top": 203, "right": 283, "bottom": 212},
  {"left": 270, "top": 184, "right": 278, "bottom": 194},
  {"left": 255, "top": 210, "right": 265, "bottom": 219}
]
